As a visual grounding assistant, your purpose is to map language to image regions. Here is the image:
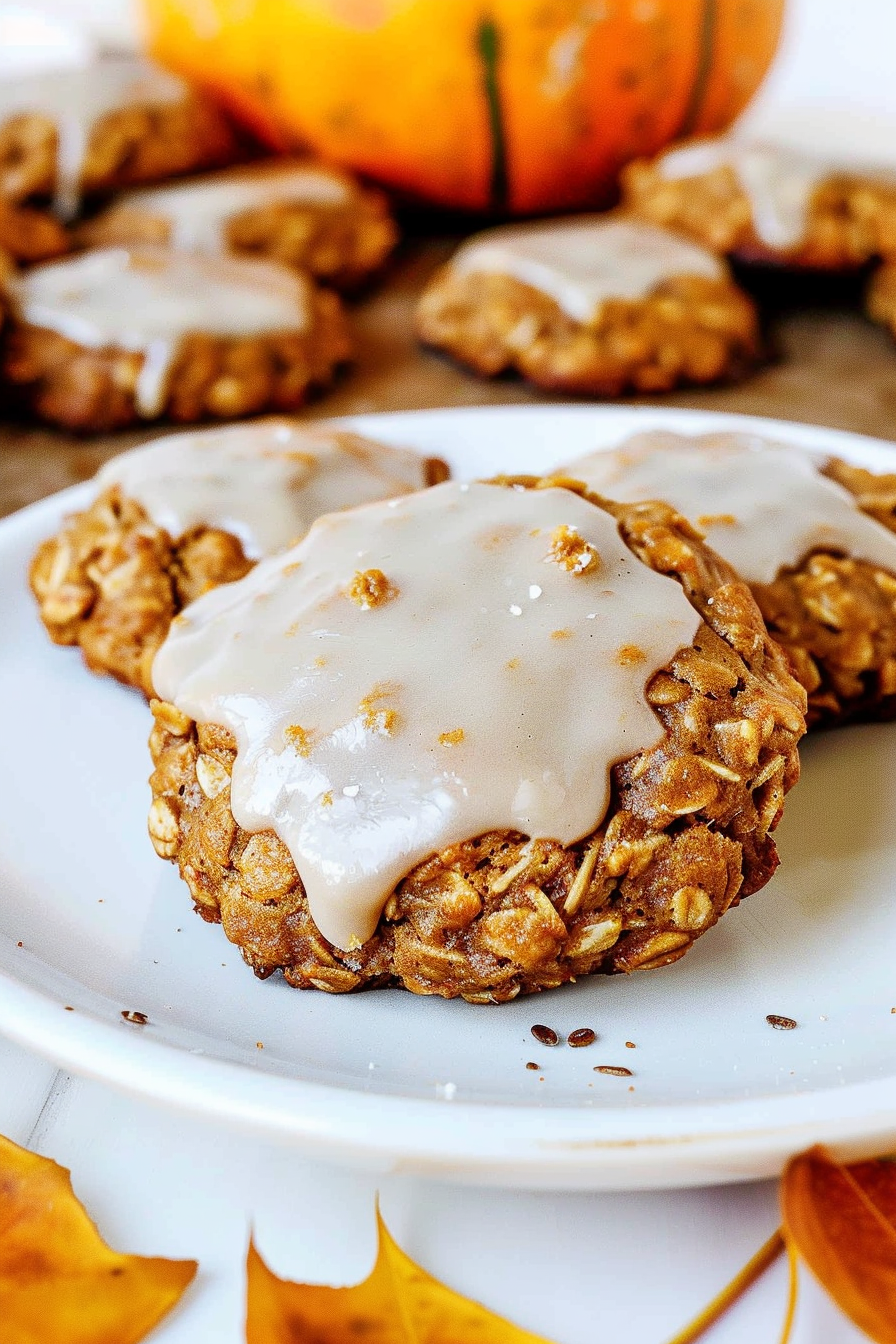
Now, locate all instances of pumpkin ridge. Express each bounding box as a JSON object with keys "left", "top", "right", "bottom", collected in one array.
[
  {"left": 476, "top": 15, "right": 508, "bottom": 213},
  {"left": 677, "top": 0, "right": 717, "bottom": 138}
]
